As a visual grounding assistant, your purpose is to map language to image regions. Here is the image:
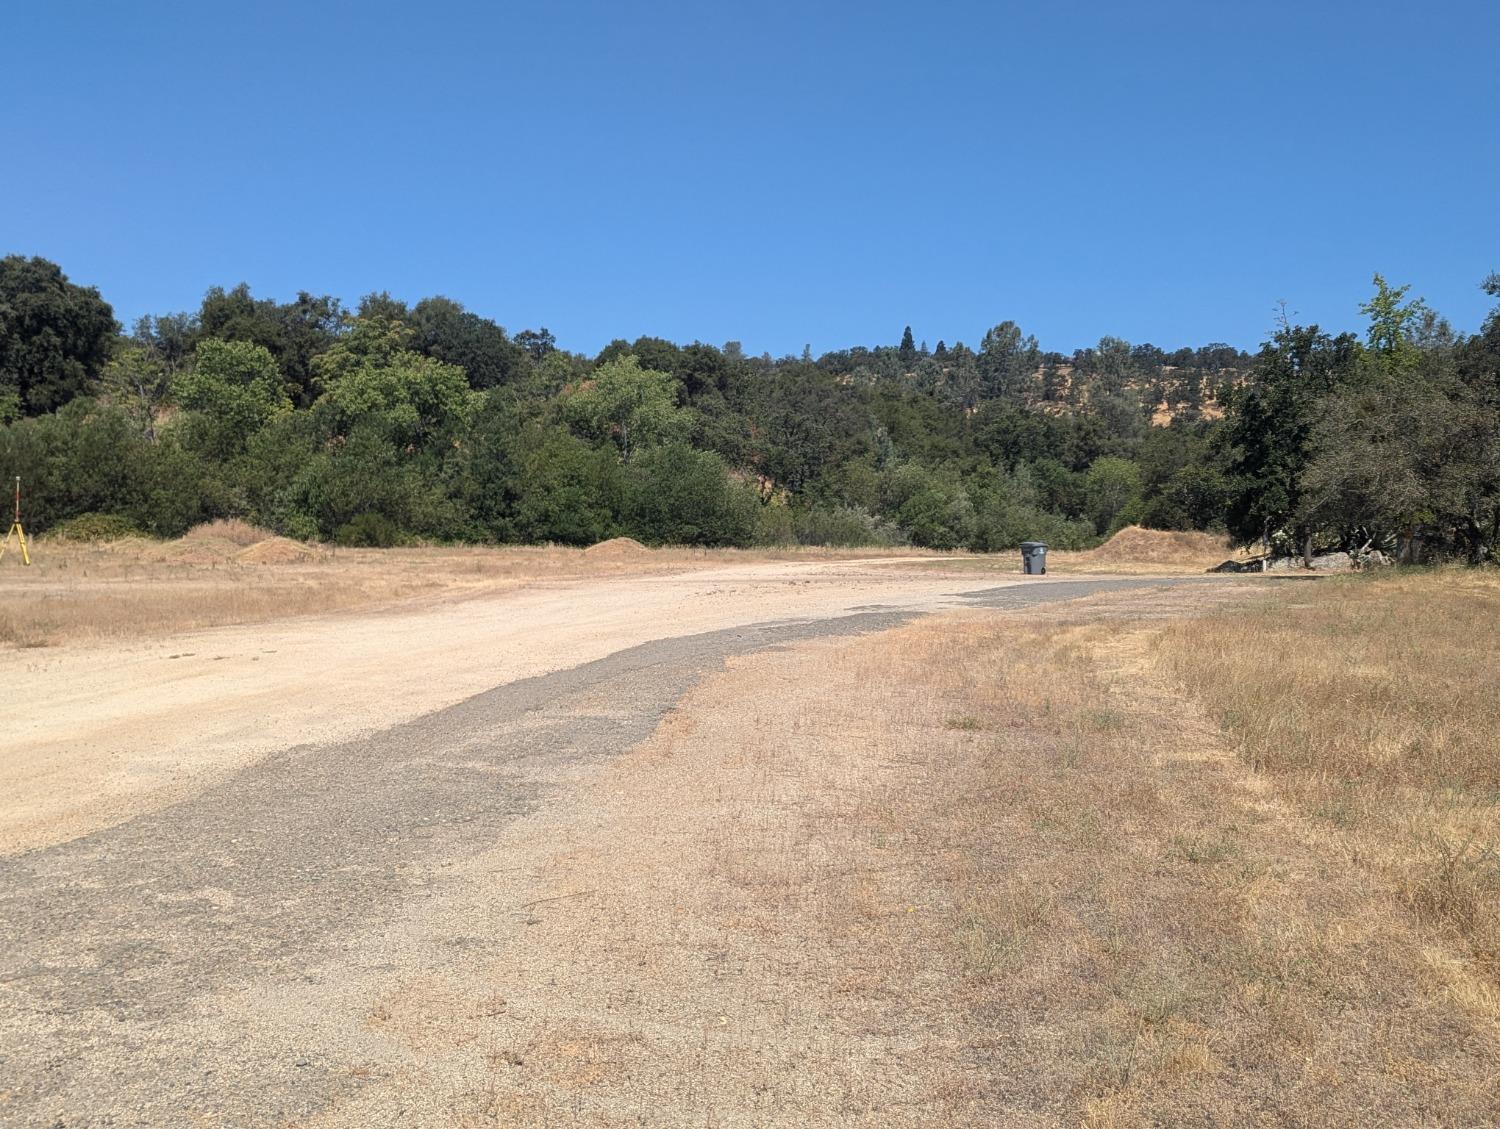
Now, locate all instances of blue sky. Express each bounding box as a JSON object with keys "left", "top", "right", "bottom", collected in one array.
[{"left": 3, "top": 1, "right": 1495, "bottom": 357}]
